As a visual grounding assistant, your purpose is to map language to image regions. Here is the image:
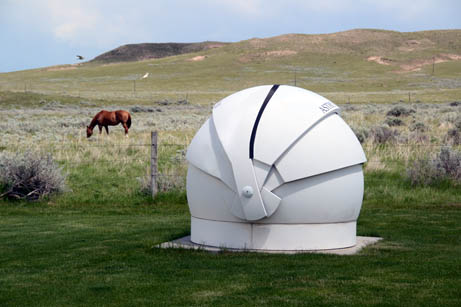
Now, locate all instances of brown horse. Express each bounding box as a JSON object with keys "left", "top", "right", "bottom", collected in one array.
[{"left": 86, "top": 110, "right": 131, "bottom": 138}]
